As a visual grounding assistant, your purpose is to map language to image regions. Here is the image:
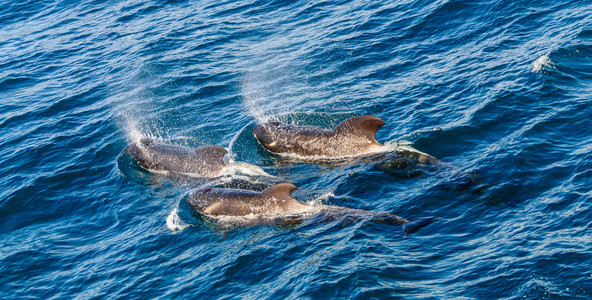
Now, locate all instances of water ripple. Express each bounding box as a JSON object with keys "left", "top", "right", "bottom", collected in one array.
[{"left": 1, "top": 0, "right": 592, "bottom": 298}]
